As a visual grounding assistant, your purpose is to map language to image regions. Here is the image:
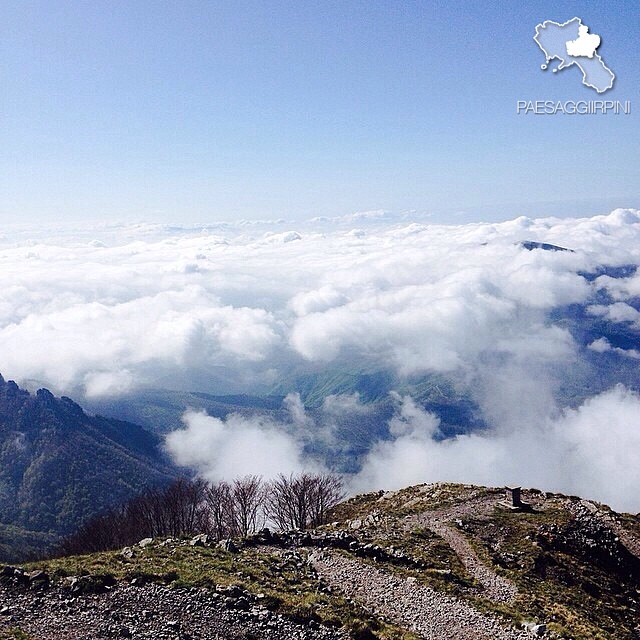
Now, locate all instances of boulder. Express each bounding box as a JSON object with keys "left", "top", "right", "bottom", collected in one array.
[
  {"left": 26, "top": 570, "right": 49, "bottom": 587},
  {"left": 65, "top": 574, "right": 116, "bottom": 595},
  {"left": 189, "top": 533, "right": 210, "bottom": 547},
  {"left": 523, "top": 621, "right": 547, "bottom": 636},
  {"left": 0, "top": 566, "right": 29, "bottom": 587},
  {"left": 216, "top": 538, "right": 239, "bottom": 553}
]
